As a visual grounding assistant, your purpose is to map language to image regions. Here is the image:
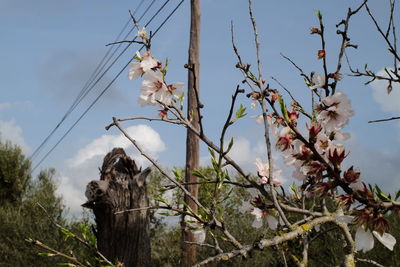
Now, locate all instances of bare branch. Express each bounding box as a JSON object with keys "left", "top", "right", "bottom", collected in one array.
[
  {"left": 368, "top": 116, "right": 400, "bottom": 123},
  {"left": 357, "top": 258, "right": 385, "bottom": 267}
]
